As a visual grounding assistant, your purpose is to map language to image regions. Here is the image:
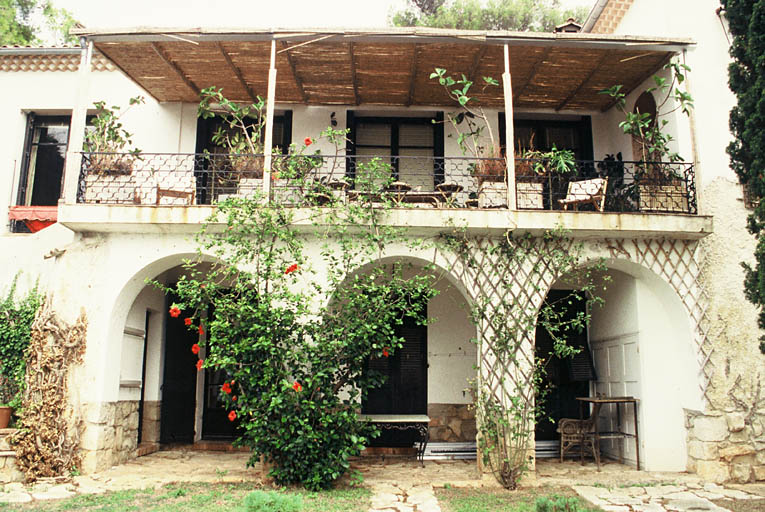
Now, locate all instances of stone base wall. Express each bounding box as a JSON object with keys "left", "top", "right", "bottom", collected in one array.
[
  {"left": 80, "top": 401, "right": 139, "bottom": 474},
  {"left": 428, "top": 403, "right": 476, "bottom": 442},
  {"left": 686, "top": 409, "right": 765, "bottom": 483},
  {"left": 0, "top": 429, "right": 23, "bottom": 483},
  {"left": 140, "top": 401, "right": 161, "bottom": 446}
]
